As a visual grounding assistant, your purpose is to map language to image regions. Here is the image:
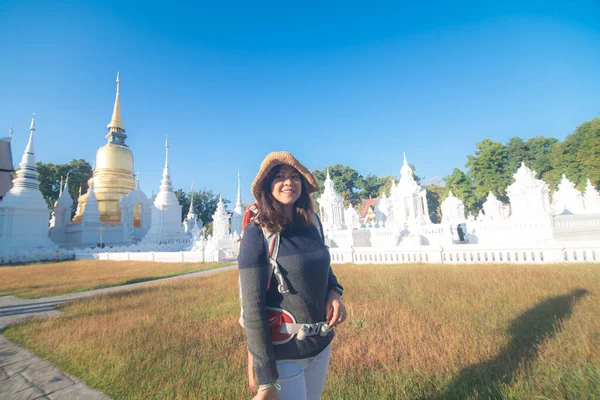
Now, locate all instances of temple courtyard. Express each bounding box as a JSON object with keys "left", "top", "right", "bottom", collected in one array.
[{"left": 1, "top": 261, "right": 599, "bottom": 399}]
